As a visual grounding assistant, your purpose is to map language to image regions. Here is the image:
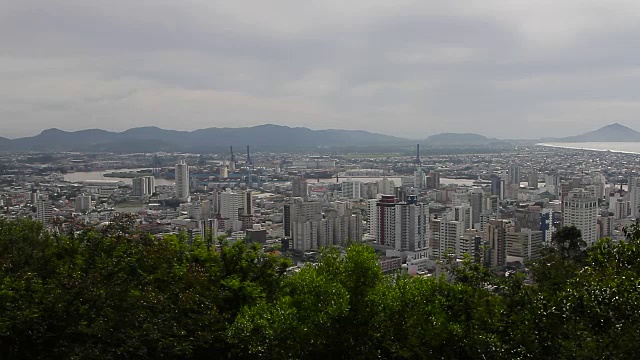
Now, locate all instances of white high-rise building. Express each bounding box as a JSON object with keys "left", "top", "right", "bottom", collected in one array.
[
  {"left": 144, "top": 176, "right": 155, "bottom": 195},
  {"left": 367, "top": 198, "right": 379, "bottom": 236},
  {"left": 341, "top": 180, "right": 362, "bottom": 200},
  {"left": 289, "top": 200, "right": 323, "bottom": 251},
  {"left": 414, "top": 168, "right": 426, "bottom": 189},
  {"left": 36, "top": 198, "right": 53, "bottom": 225},
  {"left": 220, "top": 189, "right": 249, "bottom": 231},
  {"left": 377, "top": 177, "right": 395, "bottom": 195},
  {"left": 629, "top": 177, "right": 640, "bottom": 219},
  {"left": 431, "top": 219, "right": 465, "bottom": 259},
  {"left": 175, "top": 160, "right": 190, "bottom": 201},
  {"left": 563, "top": 188, "right": 598, "bottom": 246}
]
